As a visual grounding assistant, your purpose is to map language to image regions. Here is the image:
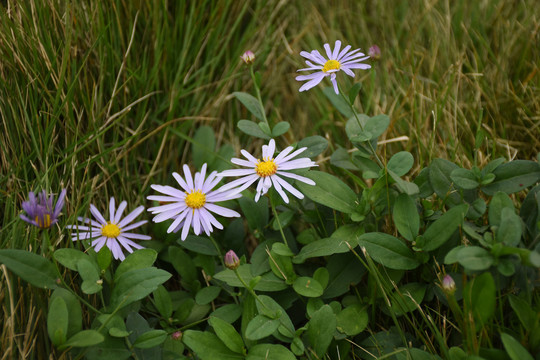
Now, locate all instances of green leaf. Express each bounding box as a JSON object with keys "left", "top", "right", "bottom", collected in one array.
[
  {"left": 294, "top": 225, "right": 362, "bottom": 263},
  {"left": 388, "top": 169, "right": 420, "bottom": 195},
  {"left": 313, "top": 267, "right": 329, "bottom": 289},
  {"left": 51, "top": 288, "right": 82, "bottom": 337},
  {"left": 110, "top": 268, "right": 172, "bottom": 310},
  {"left": 48, "top": 296, "right": 68, "bottom": 346},
  {"left": 54, "top": 248, "right": 89, "bottom": 271},
  {"left": 272, "top": 122, "right": 290, "bottom": 137},
  {"left": 193, "top": 126, "right": 216, "bottom": 168},
  {"left": 256, "top": 295, "right": 295, "bottom": 338},
  {"left": 178, "top": 235, "right": 218, "bottom": 255},
  {"left": 0, "top": 249, "right": 60, "bottom": 289},
  {"left": 420, "top": 204, "right": 468, "bottom": 252},
  {"left": 245, "top": 315, "right": 280, "bottom": 340},
  {"left": 213, "top": 264, "right": 287, "bottom": 292},
  {"left": 153, "top": 285, "right": 172, "bottom": 319},
  {"left": 238, "top": 196, "right": 268, "bottom": 231},
  {"left": 233, "top": 92, "right": 265, "bottom": 121},
  {"left": 336, "top": 304, "right": 368, "bottom": 335},
  {"left": 508, "top": 295, "right": 536, "bottom": 331},
  {"left": 331, "top": 147, "right": 358, "bottom": 170},
  {"left": 489, "top": 192, "right": 514, "bottom": 227},
  {"left": 168, "top": 246, "right": 197, "bottom": 284},
  {"left": 389, "top": 283, "right": 427, "bottom": 316},
  {"left": 482, "top": 160, "right": 540, "bottom": 195},
  {"left": 183, "top": 330, "right": 244, "bottom": 360},
  {"left": 195, "top": 286, "right": 221, "bottom": 305},
  {"left": 345, "top": 114, "right": 371, "bottom": 142},
  {"left": 445, "top": 246, "right": 494, "bottom": 271},
  {"left": 348, "top": 82, "right": 363, "bottom": 104},
  {"left": 387, "top": 151, "right": 414, "bottom": 176},
  {"left": 258, "top": 122, "right": 272, "bottom": 136},
  {"left": 465, "top": 272, "right": 496, "bottom": 330},
  {"left": 133, "top": 330, "right": 167, "bottom": 349},
  {"left": 324, "top": 253, "right": 366, "bottom": 298},
  {"left": 78, "top": 259, "right": 102, "bottom": 294},
  {"left": 307, "top": 305, "right": 336, "bottom": 357},
  {"left": 271, "top": 243, "right": 294, "bottom": 257},
  {"left": 297, "top": 170, "right": 357, "bottom": 213},
  {"left": 209, "top": 316, "right": 245, "bottom": 354},
  {"left": 358, "top": 233, "right": 420, "bottom": 270},
  {"left": 364, "top": 114, "right": 391, "bottom": 140},
  {"left": 429, "top": 158, "right": 462, "bottom": 206},
  {"left": 246, "top": 344, "right": 296, "bottom": 360},
  {"left": 114, "top": 249, "right": 157, "bottom": 281},
  {"left": 393, "top": 194, "right": 419, "bottom": 241},
  {"left": 96, "top": 246, "right": 112, "bottom": 271},
  {"left": 500, "top": 333, "right": 534, "bottom": 360},
  {"left": 323, "top": 86, "right": 353, "bottom": 117},
  {"left": 497, "top": 207, "right": 522, "bottom": 246},
  {"left": 451, "top": 168, "right": 479, "bottom": 190},
  {"left": 210, "top": 304, "right": 243, "bottom": 324},
  {"left": 297, "top": 136, "right": 329, "bottom": 158},
  {"left": 237, "top": 120, "right": 271, "bottom": 140},
  {"left": 59, "top": 330, "right": 104, "bottom": 350},
  {"left": 293, "top": 277, "right": 324, "bottom": 297}
]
